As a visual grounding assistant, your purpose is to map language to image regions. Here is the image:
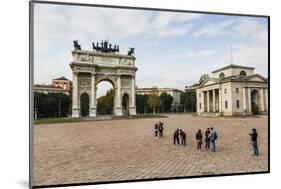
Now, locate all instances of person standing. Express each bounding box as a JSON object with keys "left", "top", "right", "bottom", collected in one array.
[
  {"left": 196, "top": 129, "right": 203, "bottom": 151},
  {"left": 180, "top": 129, "right": 186, "bottom": 145},
  {"left": 209, "top": 127, "right": 217, "bottom": 152},
  {"left": 158, "top": 121, "right": 164, "bottom": 138},
  {"left": 173, "top": 129, "right": 180, "bottom": 145},
  {"left": 205, "top": 128, "right": 211, "bottom": 150},
  {"left": 154, "top": 123, "right": 159, "bottom": 138},
  {"left": 249, "top": 128, "right": 259, "bottom": 156}
]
